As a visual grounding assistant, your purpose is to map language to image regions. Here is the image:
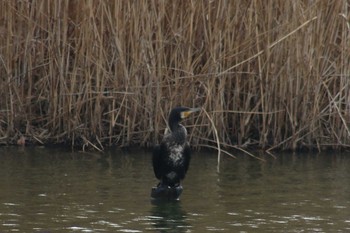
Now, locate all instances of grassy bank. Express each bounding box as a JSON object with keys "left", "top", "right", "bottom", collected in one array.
[{"left": 0, "top": 1, "right": 349, "bottom": 151}]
